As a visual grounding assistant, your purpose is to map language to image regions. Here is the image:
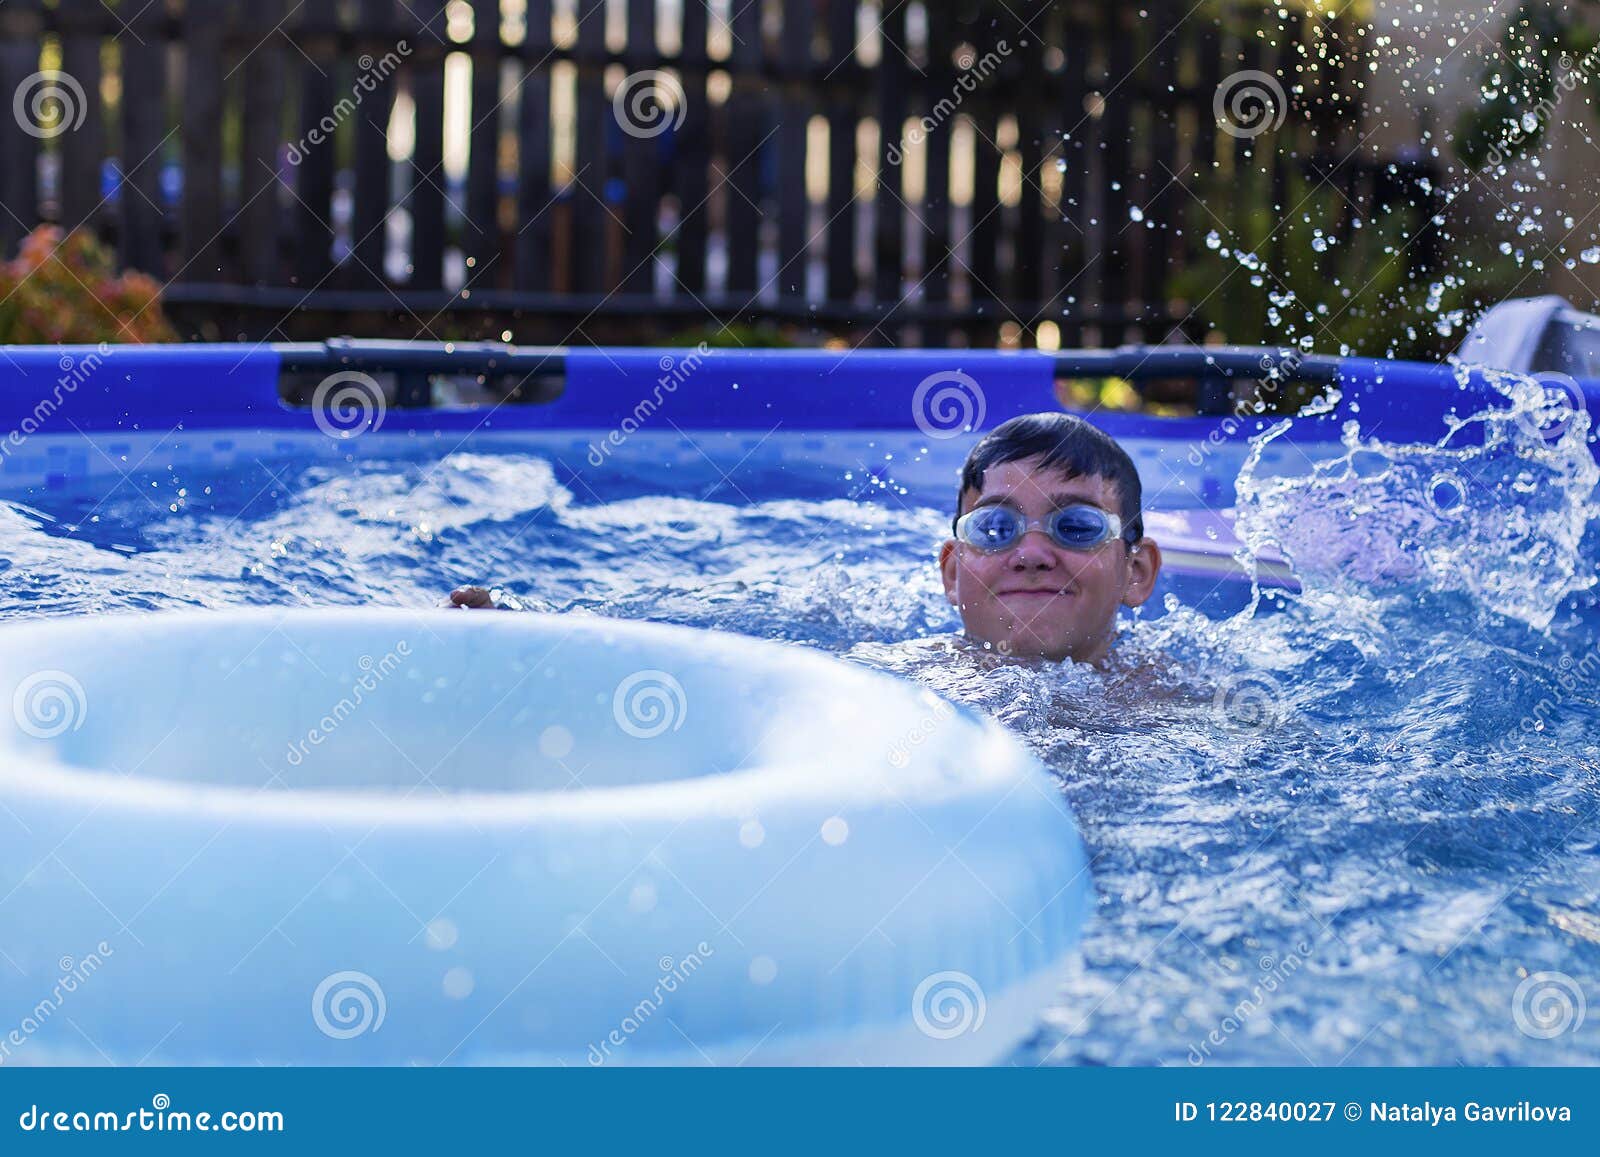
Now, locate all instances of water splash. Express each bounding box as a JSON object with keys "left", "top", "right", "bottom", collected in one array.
[{"left": 1232, "top": 368, "right": 1600, "bottom": 632}]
